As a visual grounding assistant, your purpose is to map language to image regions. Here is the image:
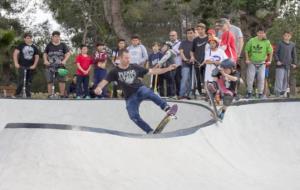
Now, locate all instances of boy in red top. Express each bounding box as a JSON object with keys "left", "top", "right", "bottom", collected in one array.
[
  {"left": 218, "top": 18, "right": 237, "bottom": 63},
  {"left": 76, "top": 44, "right": 93, "bottom": 99}
]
